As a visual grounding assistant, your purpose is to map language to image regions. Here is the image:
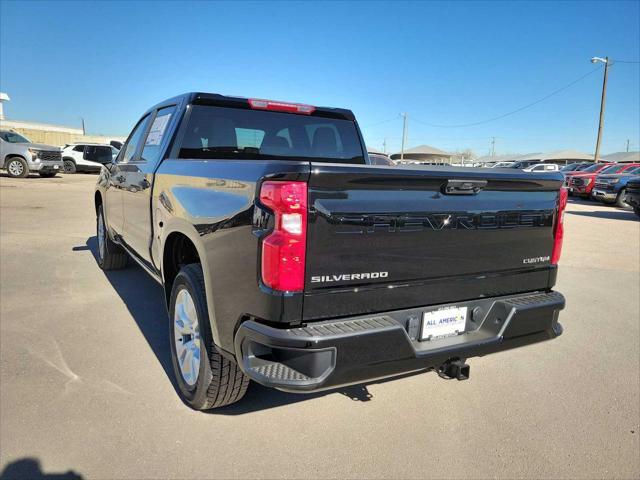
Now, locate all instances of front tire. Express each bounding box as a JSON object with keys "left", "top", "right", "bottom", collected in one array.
[
  {"left": 63, "top": 159, "right": 77, "bottom": 174},
  {"left": 96, "top": 205, "right": 128, "bottom": 270},
  {"left": 615, "top": 189, "right": 628, "bottom": 208},
  {"left": 169, "top": 264, "right": 249, "bottom": 410},
  {"left": 6, "top": 157, "right": 29, "bottom": 178}
]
